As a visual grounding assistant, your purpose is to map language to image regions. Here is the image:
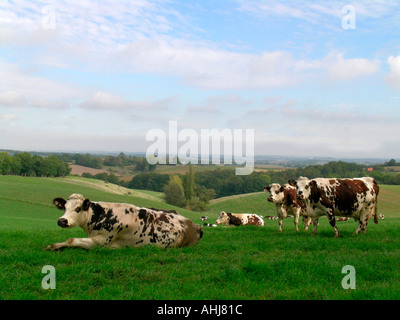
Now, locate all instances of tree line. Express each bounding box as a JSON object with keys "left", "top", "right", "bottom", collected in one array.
[
  {"left": 2, "top": 150, "right": 399, "bottom": 203},
  {"left": 0, "top": 152, "right": 70, "bottom": 177},
  {"left": 128, "top": 161, "right": 400, "bottom": 198},
  {"left": 58, "top": 152, "right": 156, "bottom": 172}
]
